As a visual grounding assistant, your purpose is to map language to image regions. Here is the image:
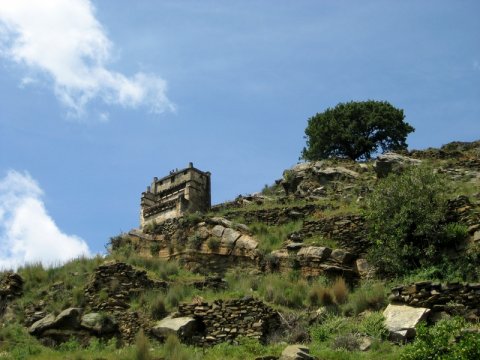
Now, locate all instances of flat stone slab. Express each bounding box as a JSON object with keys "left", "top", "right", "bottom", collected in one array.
[
  {"left": 280, "top": 344, "right": 314, "bottom": 360},
  {"left": 152, "top": 315, "right": 199, "bottom": 340},
  {"left": 383, "top": 304, "right": 430, "bottom": 342}
]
